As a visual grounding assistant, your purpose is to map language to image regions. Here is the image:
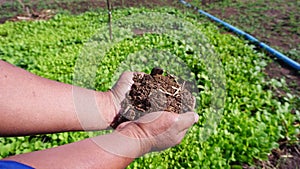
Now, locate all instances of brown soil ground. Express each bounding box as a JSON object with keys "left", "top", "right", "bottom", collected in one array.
[{"left": 0, "top": 0, "right": 299, "bottom": 168}]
